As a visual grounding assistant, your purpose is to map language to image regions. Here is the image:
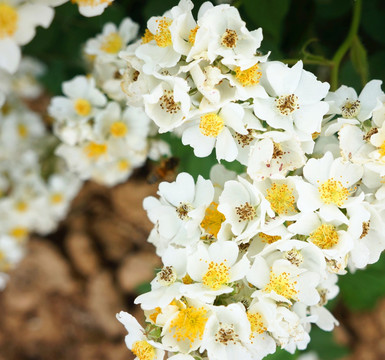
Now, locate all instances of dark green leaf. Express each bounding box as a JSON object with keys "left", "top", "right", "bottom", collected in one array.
[{"left": 350, "top": 35, "right": 369, "bottom": 87}]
